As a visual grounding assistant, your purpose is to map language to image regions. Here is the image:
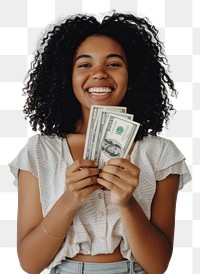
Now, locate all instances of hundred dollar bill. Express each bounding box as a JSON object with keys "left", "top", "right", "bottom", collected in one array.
[
  {"left": 91, "top": 110, "right": 134, "bottom": 161},
  {"left": 97, "top": 114, "right": 140, "bottom": 168},
  {"left": 83, "top": 105, "right": 127, "bottom": 159}
]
